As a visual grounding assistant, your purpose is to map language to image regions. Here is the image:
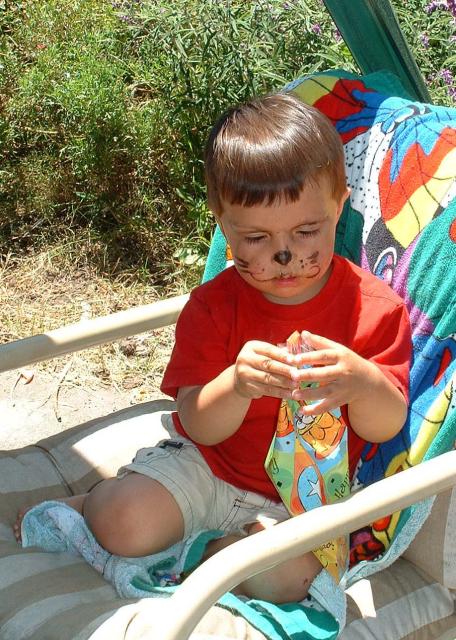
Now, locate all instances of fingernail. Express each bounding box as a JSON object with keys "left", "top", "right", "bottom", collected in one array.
[{"left": 290, "top": 367, "right": 300, "bottom": 380}]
